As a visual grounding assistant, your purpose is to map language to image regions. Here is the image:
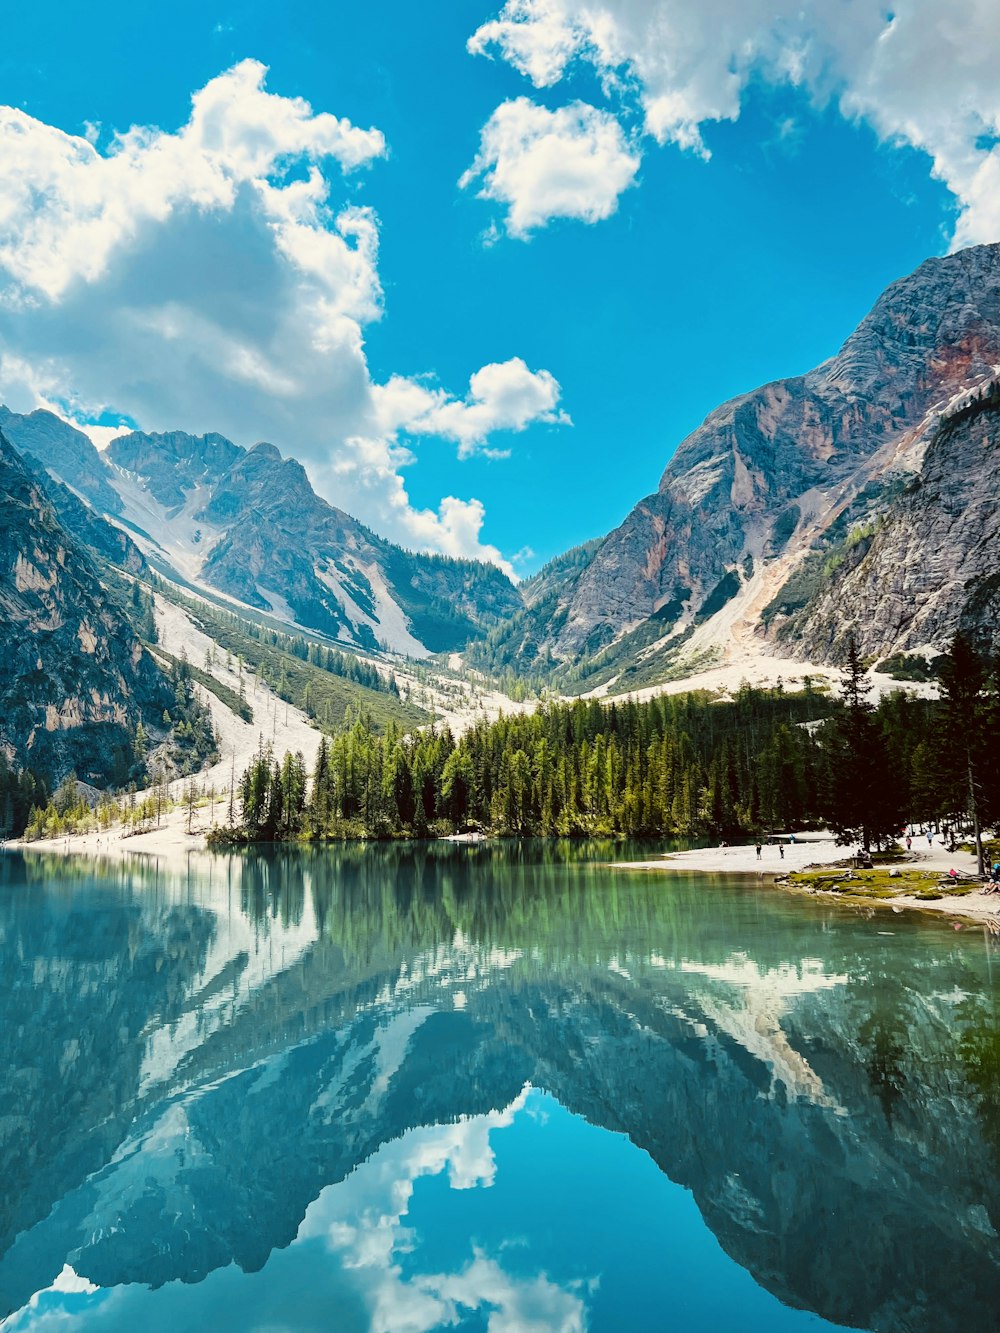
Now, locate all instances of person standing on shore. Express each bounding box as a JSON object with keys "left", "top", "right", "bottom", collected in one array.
[{"left": 755, "top": 843, "right": 762, "bottom": 860}]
